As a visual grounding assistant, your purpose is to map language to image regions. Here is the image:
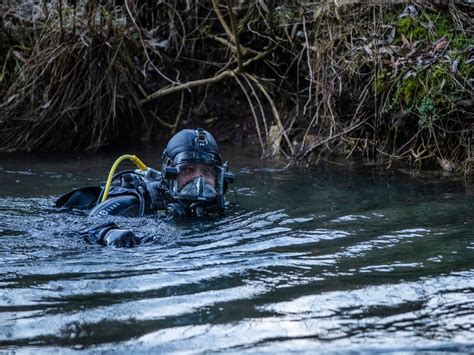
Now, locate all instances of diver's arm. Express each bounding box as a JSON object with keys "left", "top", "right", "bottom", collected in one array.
[
  {"left": 75, "top": 222, "right": 152, "bottom": 247},
  {"left": 89, "top": 195, "right": 142, "bottom": 217}
]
